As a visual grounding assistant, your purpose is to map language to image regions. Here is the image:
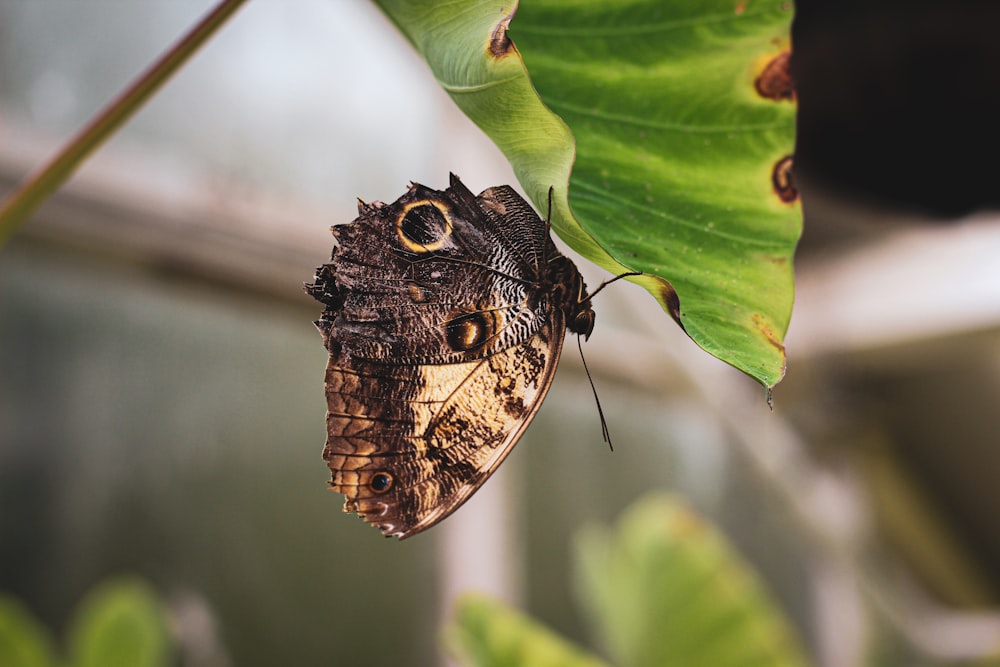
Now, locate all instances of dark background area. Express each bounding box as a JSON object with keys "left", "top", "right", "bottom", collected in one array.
[
  {"left": 790, "top": 0, "right": 1000, "bottom": 600},
  {"left": 793, "top": 0, "right": 1000, "bottom": 220}
]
